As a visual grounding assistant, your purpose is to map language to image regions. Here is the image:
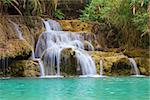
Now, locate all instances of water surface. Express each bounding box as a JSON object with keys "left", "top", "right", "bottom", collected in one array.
[{"left": 0, "top": 77, "right": 149, "bottom": 100}]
